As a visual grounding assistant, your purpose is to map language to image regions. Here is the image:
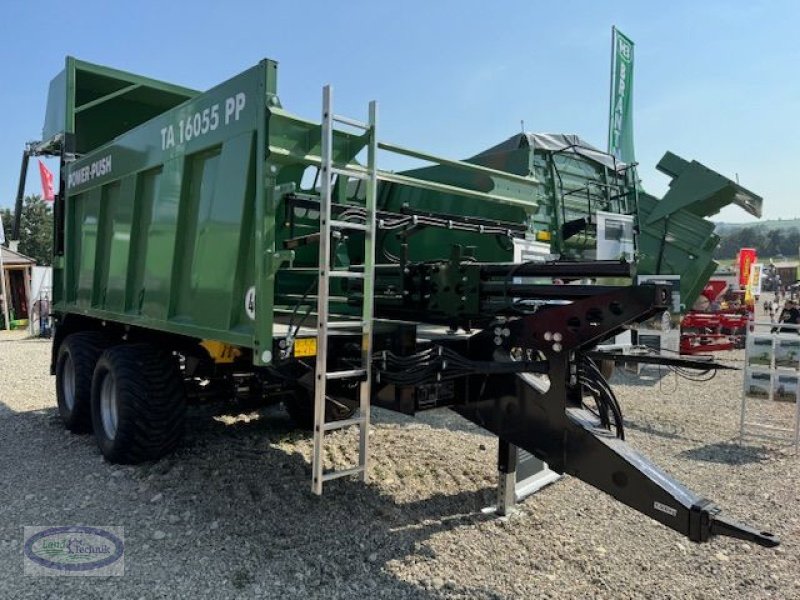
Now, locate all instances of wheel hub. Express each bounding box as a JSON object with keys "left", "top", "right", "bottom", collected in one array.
[
  {"left": 100, "top": 372, "right": 119, "bottom": 440},
  {"left": 62, "top": 355, "right": 76, "bottom": 411}
]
